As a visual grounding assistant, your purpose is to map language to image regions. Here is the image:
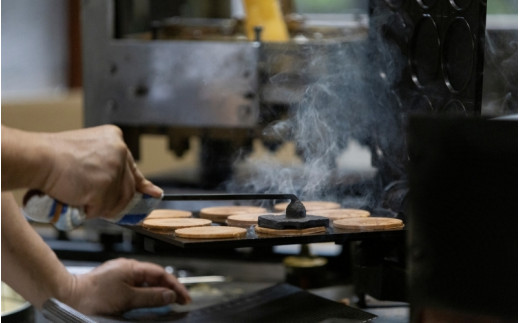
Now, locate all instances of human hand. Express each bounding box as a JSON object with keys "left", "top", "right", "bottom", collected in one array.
[
  {"left": 39, "top": 125, "right": 162, "bottom": 220},
  {"left": 66, "top": 258, "right": 191, "bottom": 315}
]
